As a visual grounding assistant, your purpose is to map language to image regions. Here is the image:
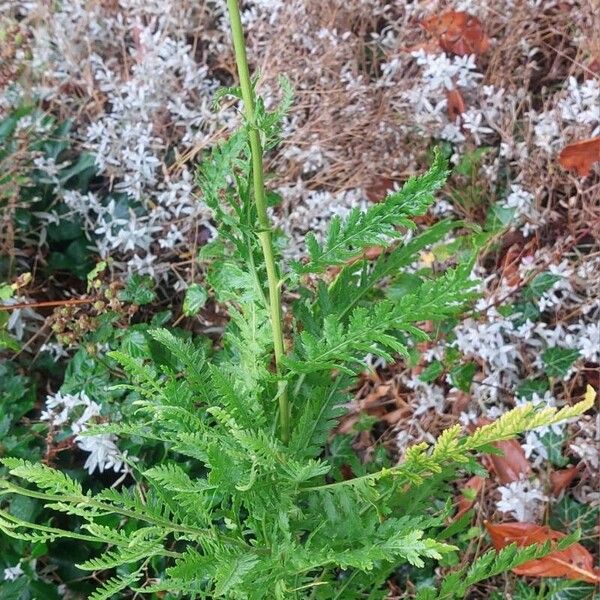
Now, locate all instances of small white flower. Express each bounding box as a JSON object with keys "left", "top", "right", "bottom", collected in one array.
[
  {"left": 459, "top": 410, "right": 478, "bottom": 426},
  {"left": 3, "top": 297, "right": 44, "bottom": 340},
  {"left": 75, "top": 434, "right": 125, "bottom": 475},
  {"left": 3, "top": 563, "right": 24, "bottom": 581},
  {"left": 39, "top": 342, "right": 69, "bottom": 360},
  {"left": 521, "top": 431, "right": 550, "bottom": 466},
  {"left": 496, "top": 479, "right": 547, "bottom": 521},
  {"left": 462, "top": 109, "right": 494, "bottom": 144},
  {"left": 532, "top": 111, "right": 561, "bottom": 150},
  {"left": 42, "top": 390, "right": 127, "bottom": 475}
]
